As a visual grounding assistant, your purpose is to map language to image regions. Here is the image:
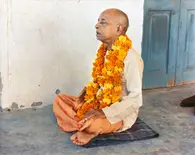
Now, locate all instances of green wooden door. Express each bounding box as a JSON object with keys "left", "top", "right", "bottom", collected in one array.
[
  {"left": 176, "top": 0, "right": 195, "bottom": 85},
  {"left": 142, "top": 0, "right": 180, "bottom": 89}
]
